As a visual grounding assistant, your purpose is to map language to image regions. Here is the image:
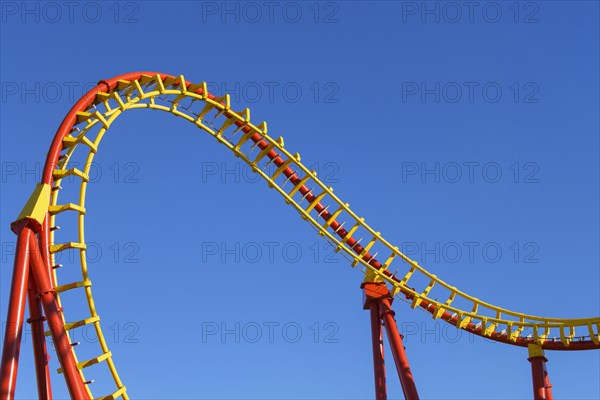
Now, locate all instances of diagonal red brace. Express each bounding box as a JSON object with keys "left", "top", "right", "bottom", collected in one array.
[
  {"left": 27, "top": 275, "right": 52, "bottom": 399},
  {"left": 27, "top": 230, "right": 90, "bottom": 399}
]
